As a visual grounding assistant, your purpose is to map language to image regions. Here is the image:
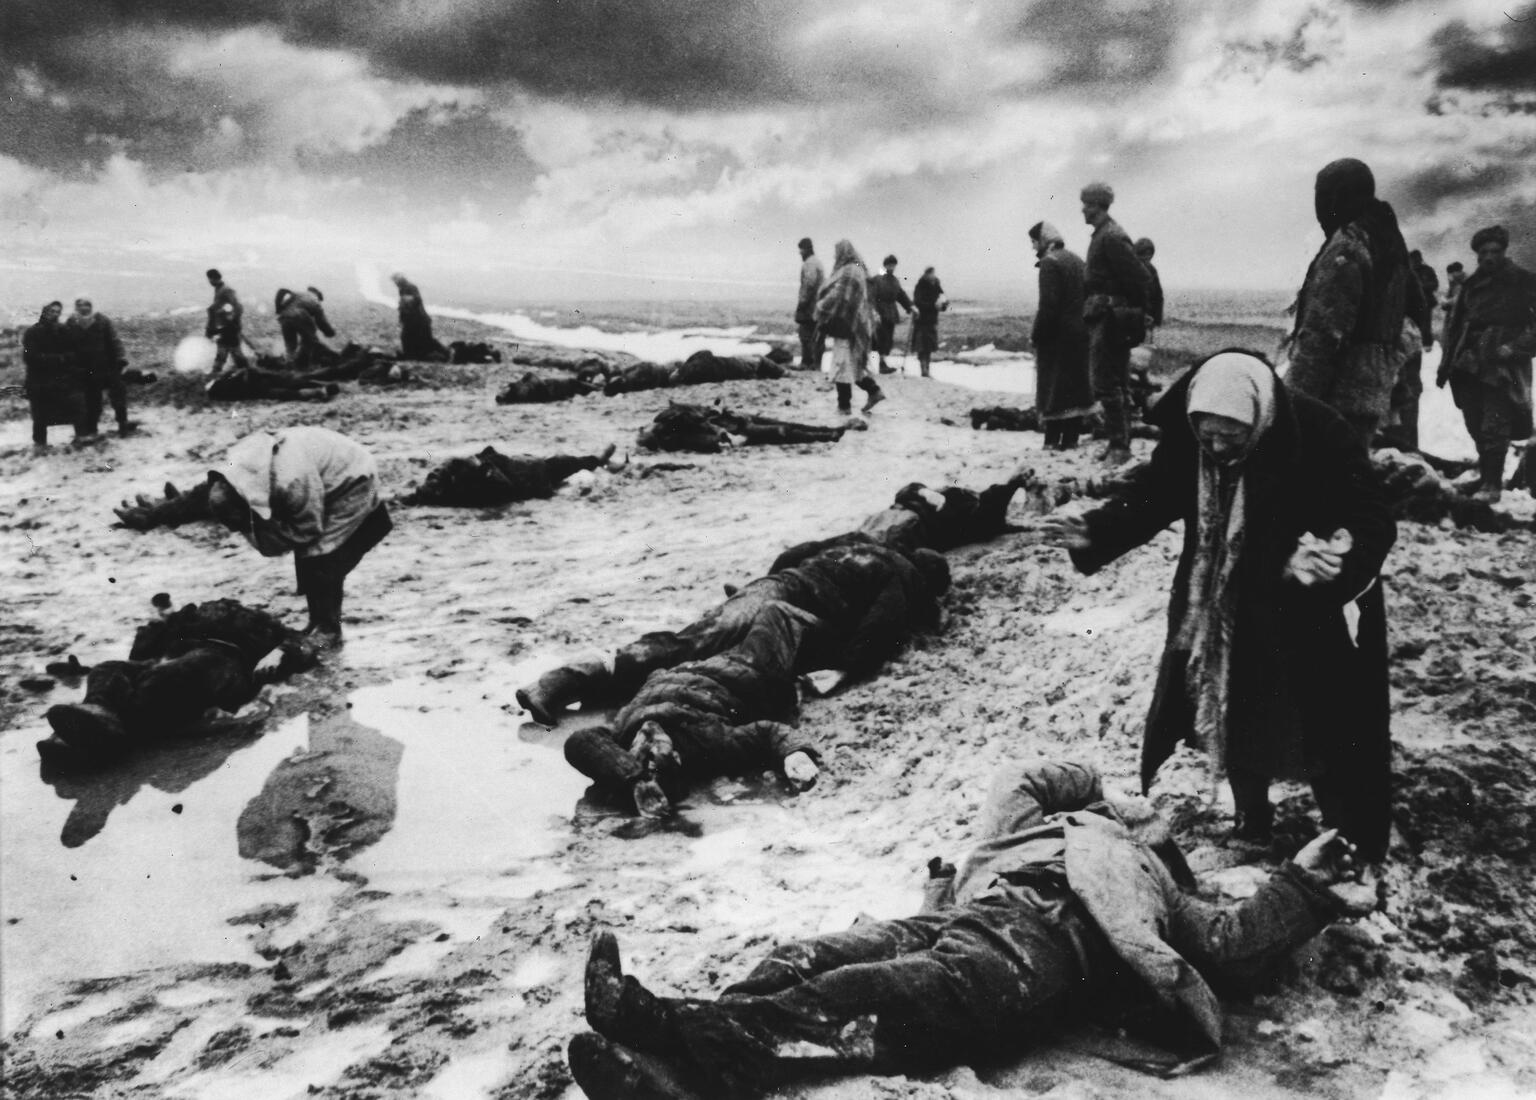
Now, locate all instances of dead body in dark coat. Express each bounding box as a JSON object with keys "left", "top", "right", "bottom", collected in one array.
[
  {"left": 495, "top": 369, "right": 606, "bottom": 404},
  {"left": 404, "top": 445, "right": 614, "bottom": 507},
  {"left": 638, "top": 403, "right": 849, "bottom": 453},
  {"left": 561, "top": 601, "right": 824, "bottom": 813},
  {"left": 38, "top": 599, "right": 317, "bottom": 770}
]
